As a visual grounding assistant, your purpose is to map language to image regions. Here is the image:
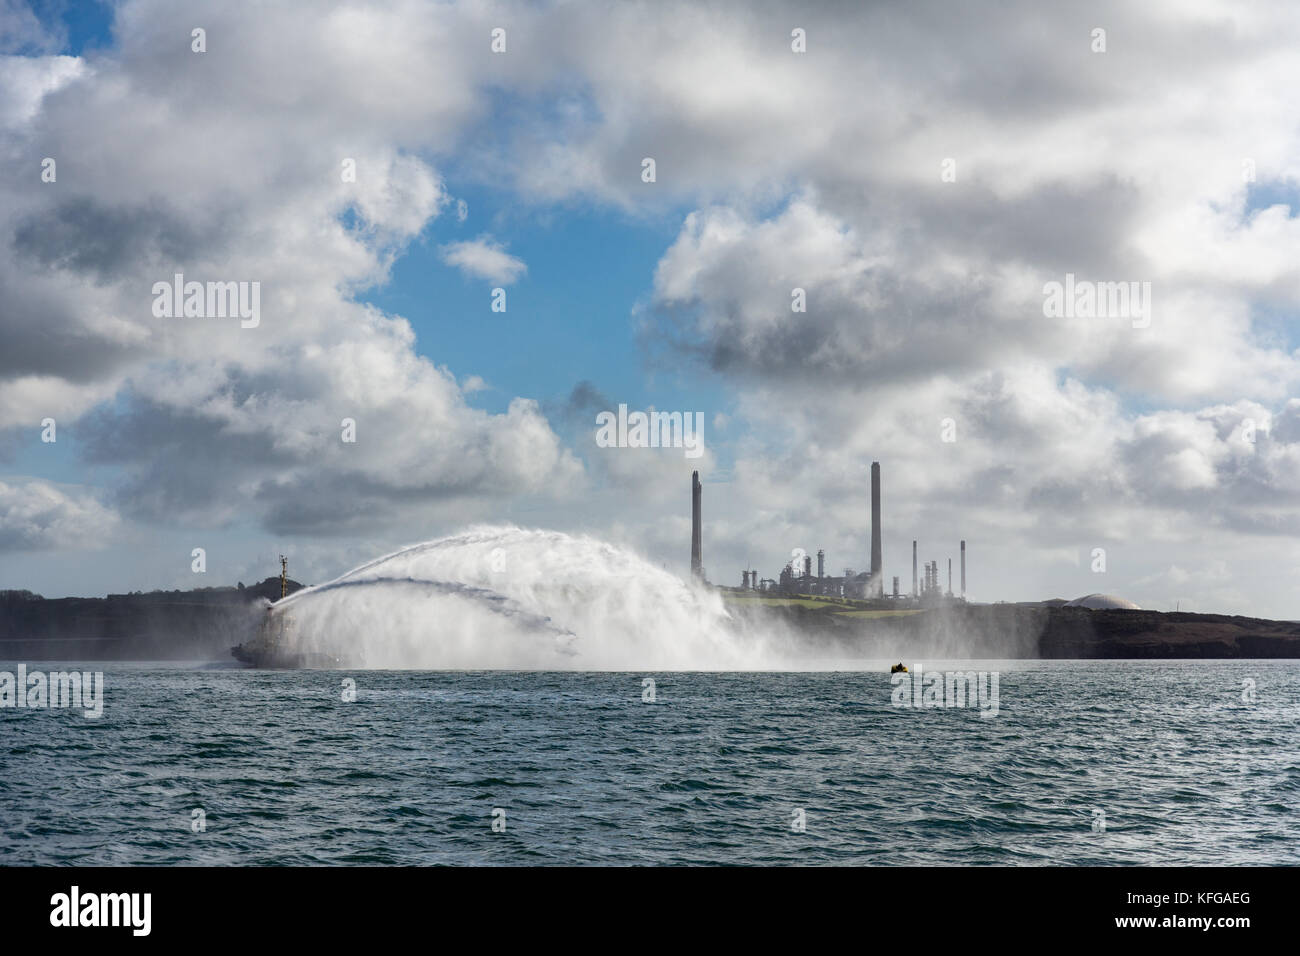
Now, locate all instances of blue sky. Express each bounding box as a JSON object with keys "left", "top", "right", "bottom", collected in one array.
[
  {"left": 362, "top": 184, "right": 717, "bottom": 420},
  {"left": 26, "top": 0, "right": 111, "bottom": 54},
  {"left": 3, "top": 0, "right": 1300, "bottom": 618},
  {"left": 12, "top": 5, "right": 736, "bottom": 488}
]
